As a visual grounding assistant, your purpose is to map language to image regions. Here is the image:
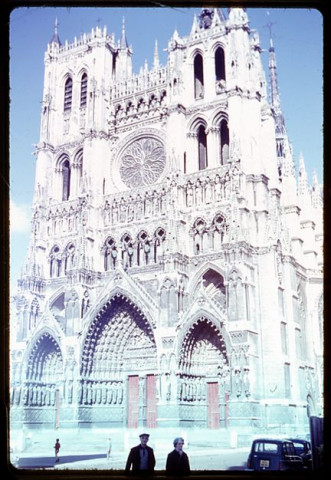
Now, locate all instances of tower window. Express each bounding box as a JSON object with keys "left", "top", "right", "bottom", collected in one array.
[
  {"left": 198, "top": 125, "right": 207, "bottom": 170},
  {"left": 194, "top": 54, "right": 204, "bottom": 99},
  {"left": 62, "top": 159, "right": 71, "bottom": 201},
  {"left": 80, "top": 73, "right": 88, "bottom": 107},
  {"left": 215, "top": 47, "right": 226, "bottom": 82},
  {"left": 64, "top": 77, "right": 73, "bottom": 112},
  {"left": 220, "top": 119, "right": 229, "bottom": 164}
]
